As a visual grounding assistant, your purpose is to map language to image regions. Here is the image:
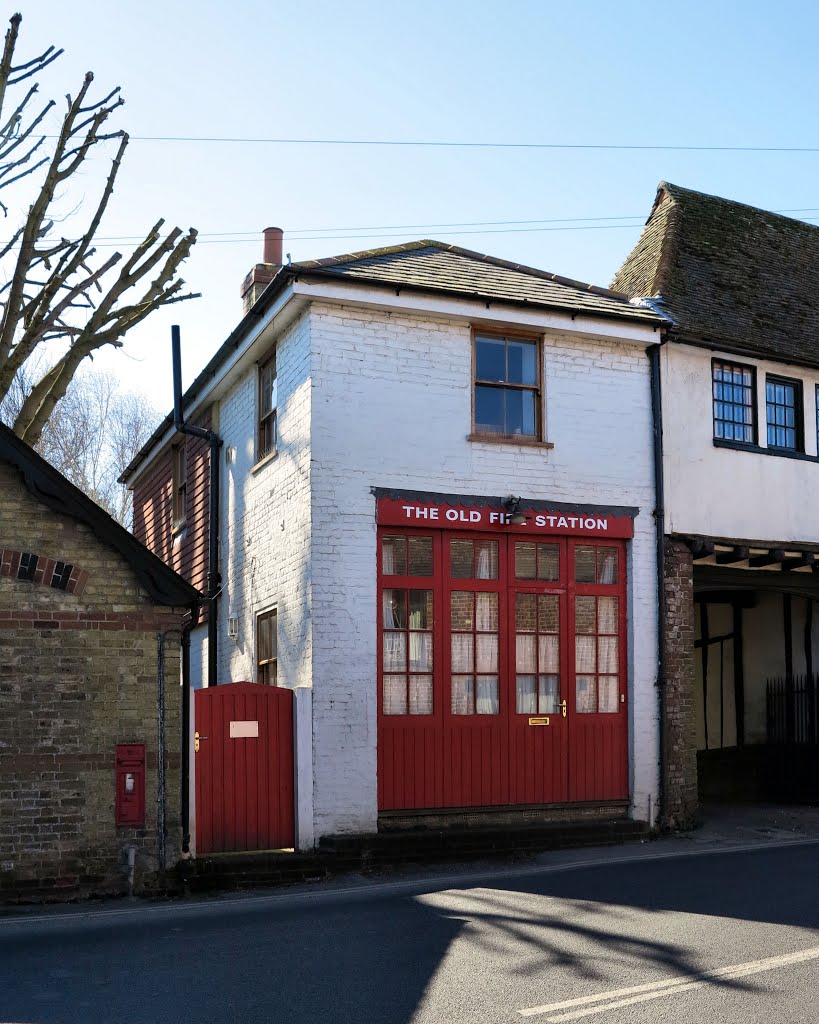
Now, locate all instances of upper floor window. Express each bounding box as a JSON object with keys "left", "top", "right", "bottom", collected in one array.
[
  {"left": 473, "top": 332, "right": 541, "bottom": 441},
  {"left": 766, "top": 375, "right": 802, "bottom": 451},
  {"left": 172, "top": 442, "right": 187, "bottom": 531},
  {"left": 712, "top": 361, "right": 755, "bottom": 444},
  {"left": 815, "top": 385, "right": 819, "bottom": 454},
  {"left": 257, "top": 609, "right": 278, "bottom": 685},
  {"left": 258, "top": 353, "right": 277, "bottom": 461}
]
